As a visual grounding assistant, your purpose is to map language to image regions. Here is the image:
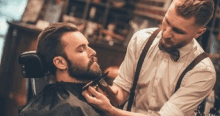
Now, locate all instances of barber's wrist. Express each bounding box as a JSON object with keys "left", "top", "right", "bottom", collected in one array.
[{"left": 105, "top": 105, "right": 118, "bottom": 116}]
